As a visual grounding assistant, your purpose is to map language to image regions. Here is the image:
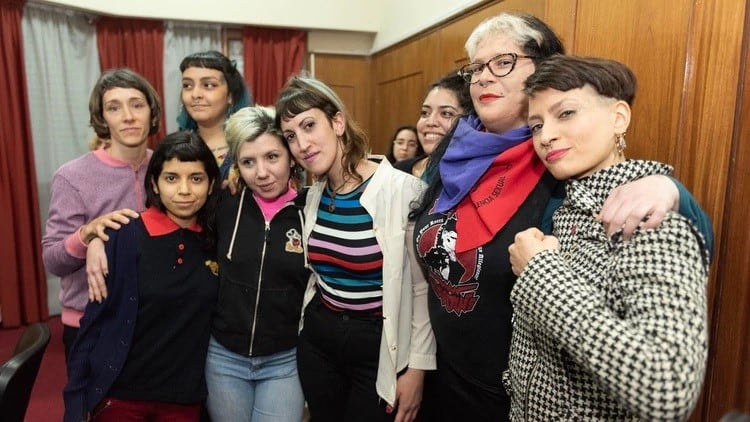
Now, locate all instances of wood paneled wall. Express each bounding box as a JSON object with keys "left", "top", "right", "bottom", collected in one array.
[
  {"left": 708, "top": 1, "right": 750, "bottom": 415},
  {"left": 310, "top": 54, "right": 372, "bottom": 148},
  {"left": 312, "top": 0, "right": 749, "bottom": 419}
]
